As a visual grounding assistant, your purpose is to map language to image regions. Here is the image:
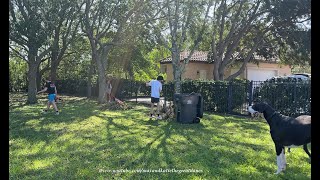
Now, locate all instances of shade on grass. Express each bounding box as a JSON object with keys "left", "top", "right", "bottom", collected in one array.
[{"left": 9, "top": 93, "right": 311, "bottom": 179}]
